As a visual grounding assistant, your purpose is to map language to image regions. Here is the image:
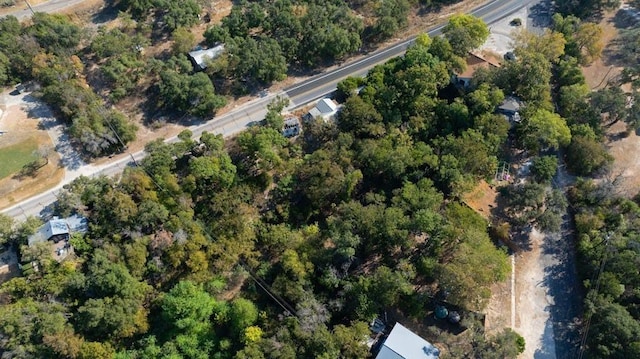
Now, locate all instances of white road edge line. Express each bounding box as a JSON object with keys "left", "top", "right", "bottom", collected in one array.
[{"left": 511, "top": 254, "right": 516, "bottom": 328}]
